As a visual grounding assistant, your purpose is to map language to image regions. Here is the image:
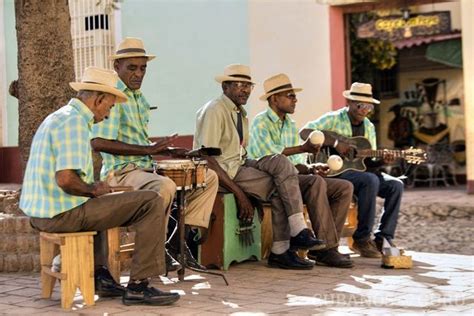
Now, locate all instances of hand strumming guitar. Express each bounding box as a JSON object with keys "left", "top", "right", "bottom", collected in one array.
[{"left": 334, "top": 139, "right": 354, "bottom": 156}]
